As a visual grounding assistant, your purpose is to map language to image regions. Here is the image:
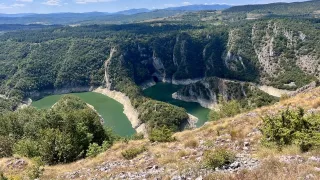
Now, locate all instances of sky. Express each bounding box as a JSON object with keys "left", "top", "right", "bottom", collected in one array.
[{"left": 0, "top": 0, "right": 307, "bottom": 14}]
